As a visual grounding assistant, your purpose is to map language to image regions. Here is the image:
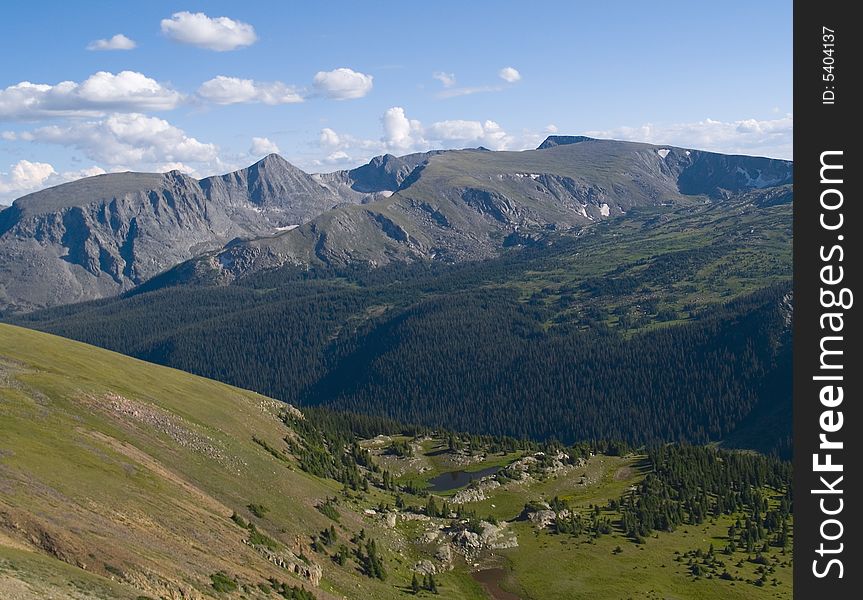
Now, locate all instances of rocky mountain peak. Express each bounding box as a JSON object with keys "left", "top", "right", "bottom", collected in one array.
[{"left": 537, "top": 135, "right": 595, "bottom": 150}]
